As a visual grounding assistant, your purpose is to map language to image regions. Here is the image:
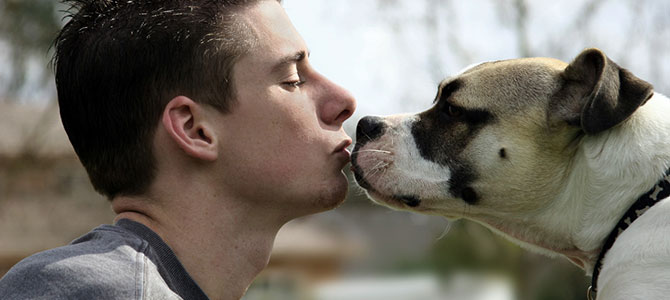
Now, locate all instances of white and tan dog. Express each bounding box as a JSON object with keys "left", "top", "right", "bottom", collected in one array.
[{"left": 351, "top": 48, "right": 670, "bottom": 300}]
